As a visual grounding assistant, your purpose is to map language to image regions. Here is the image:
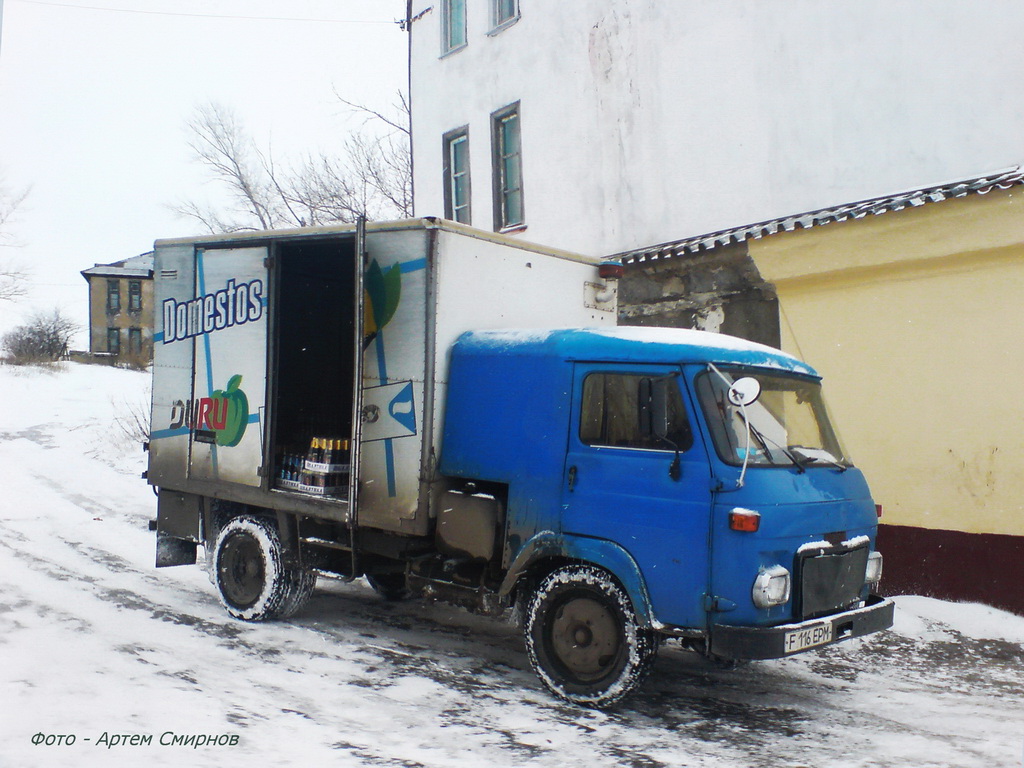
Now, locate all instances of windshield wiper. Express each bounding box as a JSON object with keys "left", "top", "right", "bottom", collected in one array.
[
  {"left": 789, "top": 445, "right": 848, "bottom": 472},
  {"left": 747, "top": 423, "right": 805, "bottom": 472}
]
